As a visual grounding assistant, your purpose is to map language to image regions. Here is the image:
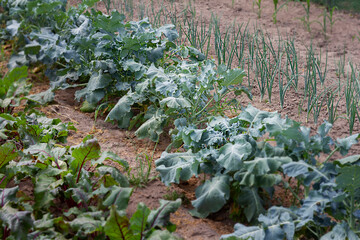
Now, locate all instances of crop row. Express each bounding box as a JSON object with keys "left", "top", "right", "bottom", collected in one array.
[
  {"left": 110, "top": 0, "right": 360, "bottom": 133},
  {"left": 1, "top": 0, "right": 360, "bottom": 239},
  {"left": 0, "top": 66, "right": 182, "bottom": 239},
  {"left": 1, "top": 0, "right": 252, "bottom": 142}
]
